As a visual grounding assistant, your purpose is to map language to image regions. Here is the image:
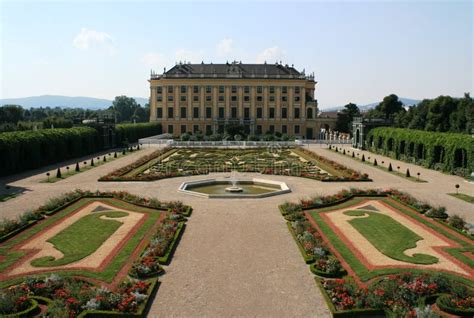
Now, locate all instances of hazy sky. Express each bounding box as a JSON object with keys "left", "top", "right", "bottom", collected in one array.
[{"left": 0, "top": 0, "right": 472, "bottom": 108}]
